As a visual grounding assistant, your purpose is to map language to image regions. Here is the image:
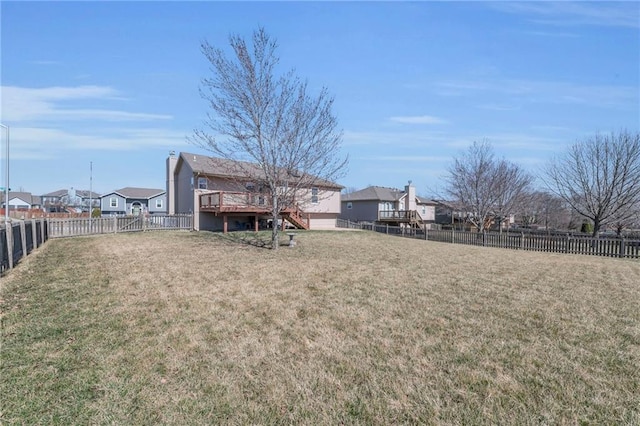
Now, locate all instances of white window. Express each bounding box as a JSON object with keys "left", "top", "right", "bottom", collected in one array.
[
  {"left": 311, "top": 187, "right": 319, "bottom": 203},
  {"left": 197, "top": 177, "right": 207, "bottom": 189},
  {"left": 110, "top": 197, "right": 118, "bottom": 208},
  {"left": 156, "top": 199, "right": 163, "bottom": 209},
  {"left": 347, "top": 202, "right": 353, "bottom": 209}
]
